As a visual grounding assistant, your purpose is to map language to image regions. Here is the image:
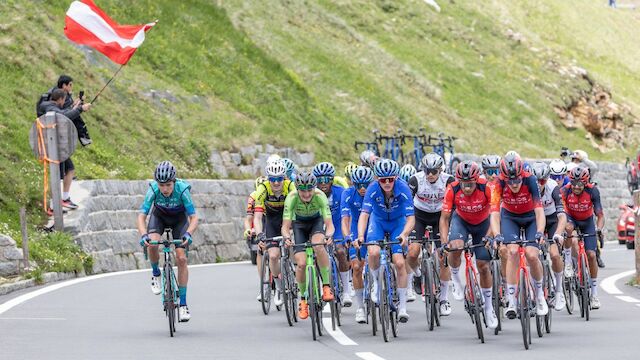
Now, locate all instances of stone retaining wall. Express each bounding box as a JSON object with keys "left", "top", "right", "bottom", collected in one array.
[
  {"left": 65, "top": 180, "right": 253, "bottom": 274},
  {"left": 0, "top": 234, "right": 24, "bottom": 277}
]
